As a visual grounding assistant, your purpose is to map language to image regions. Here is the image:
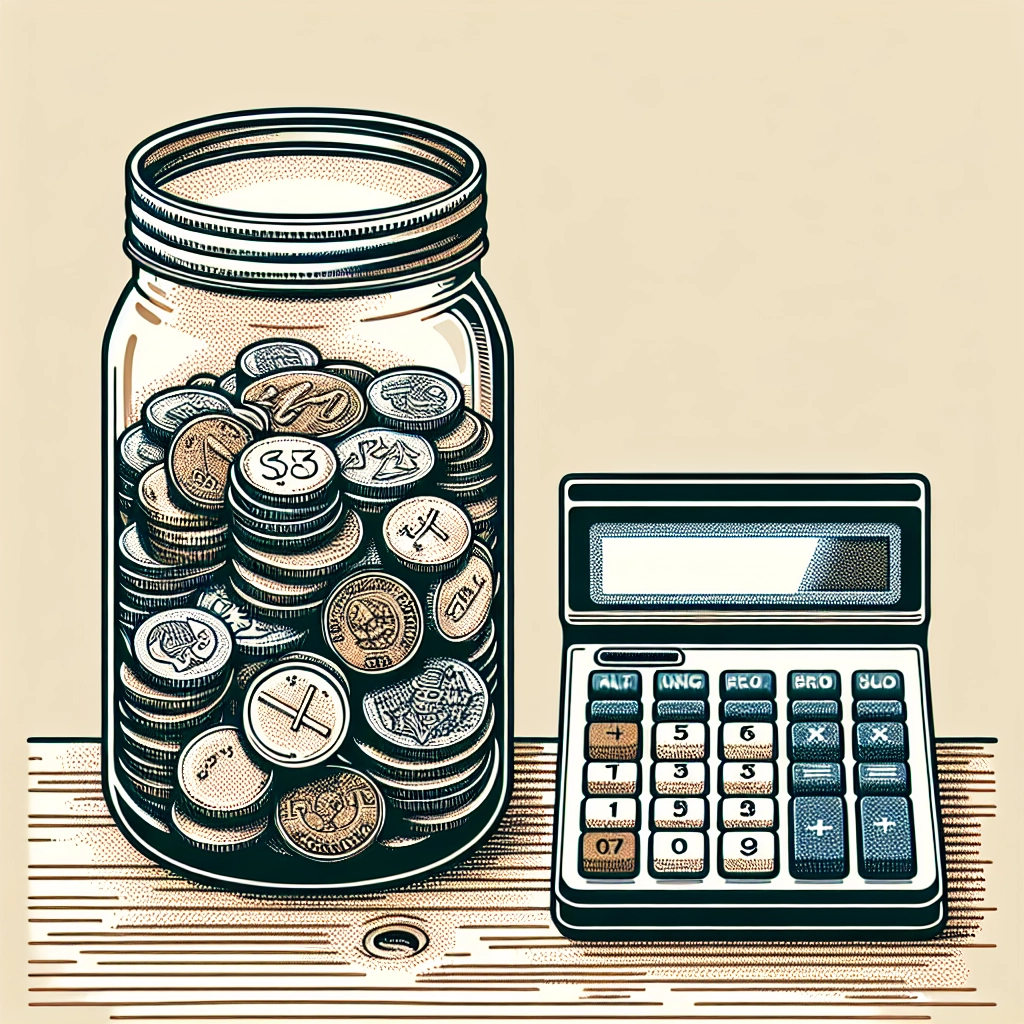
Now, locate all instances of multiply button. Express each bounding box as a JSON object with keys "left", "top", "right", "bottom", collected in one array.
[
  {"left": 721, "top": 671, "right": 775, "bottom": 698},
  {"left": 852, "top": 670, "right": 904, "bottom": 700},
  {"left": 587, "top": 722, "right": 640, "bottom": 760},
  {"left": 655, "top": 671, "right": 708, "bottom": 699},
  {"left": 857, "top": 796, "right": 915, "bottom": 878},
  {"left": 854, "top": 721, "right": 906, "bottom": 761},
  {"left": 790, "top": 796, "right": 848, "bottom": 878},
  {"left": 586, "top": 761, "right": 639, "bottom": 795},
  {"left": 789, "top": 721, "right": 842, "bottom": 761},
  {"left": 589, "top": 671, "right": 640, "bottom": 699}
]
